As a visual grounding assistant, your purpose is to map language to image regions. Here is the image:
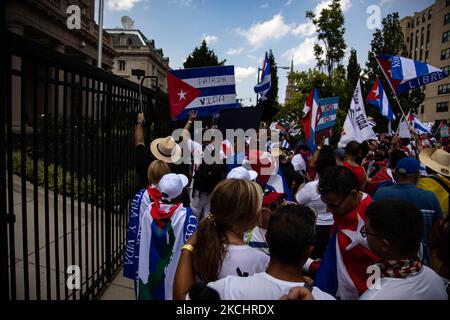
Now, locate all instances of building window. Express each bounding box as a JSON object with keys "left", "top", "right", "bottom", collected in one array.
[
  {"left": 421, "top": 105, "right": 425, "bottom": 114},
  {"left": 425, "top": 50, "right": 429, "bottom": 63},
  {"left": 427, "top": 24, "right": 431, "bottom": 49},
  {"left": 410, "top": 32, "right": 414, "bottom": 52},
  {"left": 447, "top": 0, "right": 450, "bottom": 7},
  {"left": 445, "top": 13, "right": 450, "bottom": 25},
  {"left": 438, "top": 84, "right": 450, "bottom": 95},
  {"left": 412, "top": 20, "right": 415, "bottom": 29},
  {"left": 442, "top": 65, "right": 450, "bottom": 74},
  {"left": 119, "top": 36, "right": 128, "bottom": 45},
  {"left": 408, "top": 22, "right": 411, "bottom": 28},
  {"left": 423, "top": 14, "right": 426, "bottom": 23},
  {"left": 417, "top": 16, "right": 420, "bottom": 25},
  {"left": 437, "top": 102, "right": 449, "bottom": 112},
  {"left": 442, "top": 48, "right": 450, "bottom": 60},
  {"left": 421, "top": 27, "right": 425, "bottom": 48},
  {"left": 118, "top": 60, "right": 126, "bottom": 71},
  {"left": 443, "top": 31, "right": 450, "bottom": 43},
  {"left": 428, "top": 10, "right": 432, "bottom": 20}
]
